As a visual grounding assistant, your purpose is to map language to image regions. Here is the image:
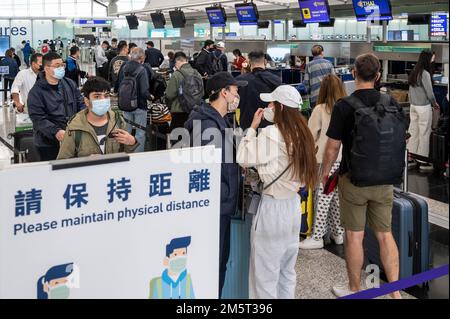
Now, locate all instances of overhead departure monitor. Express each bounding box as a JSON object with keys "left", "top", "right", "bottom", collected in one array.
[
  {"left": 352, "top": 0, "right": 393, "bottom": 21},
  {"left": 206, "top": 6, "right": 227, "bottom": 27},
  {"left": 293, "top": 20, "right": 307, "bottom": 28},
  {"left": 169, "top": 9, "right": 186, "bottom": 28},
  {"left": 125, "top": 15, "right": 139, "bottom": 30},
  {"left": 235, "top": 2, "right": 259, "bottom": 26},
  {"left": 407, "top": 14, "right": 431, "bottom": 25},
  {"left": 319, "top": 18, "right": 335, "bottom": 27},
  {"left": 151, "top": 12, "right": 166, "bottom": 29},
  {"left": 430, "top": 13, "right": 447, "bottom": 37},
  {"left": 257, "top": 21, "right": 270, "bottom": 29},
  {"left": 298, "top": 0, "right": 331, "bottom": 24}
]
